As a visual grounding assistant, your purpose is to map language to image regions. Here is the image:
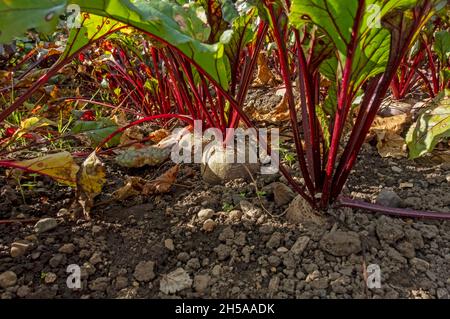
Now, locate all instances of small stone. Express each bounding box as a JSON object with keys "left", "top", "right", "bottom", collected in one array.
[
  {"left": 34, "top": 218, "right": 58, "bottom": 233},
  {"left": 320, "top": 231, "right": 361, "bottom": 257},
  {"left": 193, "top": 275, "right": 210, "bottom": 293},
  {"left": 0, "top": 271, "right": 17, "bottom": 289},
  {"left": 240, "top": 200, "right": 261, "bottom": 218},
  {"left": 290, "top": 236, "right": 310, "bottom": 256},
  {"left": 49, "top": 254, "right": 64, "bottom": 268},
  {"left": 211, "top": 265, "right": 222, "bottom": 277},
  {"left": 114, "top": 276, "right": 128, "bottom": 290},
  {"left": 399, "top": 182, "right": 414, "bottom": 188},
  {"left": 31, "top": 252, "right": 41, "bottom": 260},
  {"left": 410, "top": 257, "right": 430, "bottom": 272},
  {"left": 219, "top": 227, "right": 235, "bottom": 242},
  {"left": 59, "top": 243, "right": 75, "bottom": 254},
  {"left": 10, "top": 241, "right": 31, "bottom": 258},
  {"left": 197, "top": 209, "right": 214, "bottom": 222},
  {"left": 177, "top": 252, "right": 190, "bottom": 262},
  {"left": 186, "top": 258, "right": 201, "bottom": 270},
  {"left": 202, "top": 219, "right": 217, "bottom": 232},
  {"left": 268, "top": 255, "right": 281, "bottom": 267},
  {"left": 436, "top": 288, "right": 448, "bottom": 299},
  {"left": 228, "top": 210, "right": 243, "bottom": 221},
  {"left": 310, "top": 278, "right": 329, "bottom": 290},
  {"left": 376, "top": 216, "right": 404, "bottom": 244},
  {"left": 415, "top": 224, "right": 439, "bottom": 240},
  {"left": 89, "top": 277, "right": 109, "bottom": 291},
  {"left": 391, "top": 166, "right": 402, "bottom": 173},
  {"left": 396, "top": 241, "right": 415, "bottom": 259},
  {"left": 405, "top": 228, "right": 424, "bottom": 249},
  {"left": 272, "top": 182, "right": 295, "bottom": 206},
  {"left": 89, "top": 252, "right": 102, "bottom": 265},
  {"left": 164, "top": 239, "right": 175, "bottom": 251},
  {"left": 44, "top": 272, "right": 57, "bottom": 284},
  {"left": 268, "top": 277, "right": 280, "bottom": 292},
  {"left": 376, "top": 190, "right": 403, "bottom": 208},
  {"left": 92, "top": 225, "right": 102, "bottom": 234},
  {"left": 57, "top": 208, "right": 70, "bottom": 217},
  {"left": 387, "top": 247, "right": 407, "bottom": 264},
  {"left": 214, "top": 244, "right": 231, "bottom": 261},
  {"left": 266, "top": 232, "right": 283, "bottom": 249},
  {"left": 277, "top": 247, "right": 289, "bottom": 253},
  {"left": 134, "top": 261, "right": 155, "bottom": 282},
  {"left": 16, "top": 285, "right": 31, "bottom": 298}
]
